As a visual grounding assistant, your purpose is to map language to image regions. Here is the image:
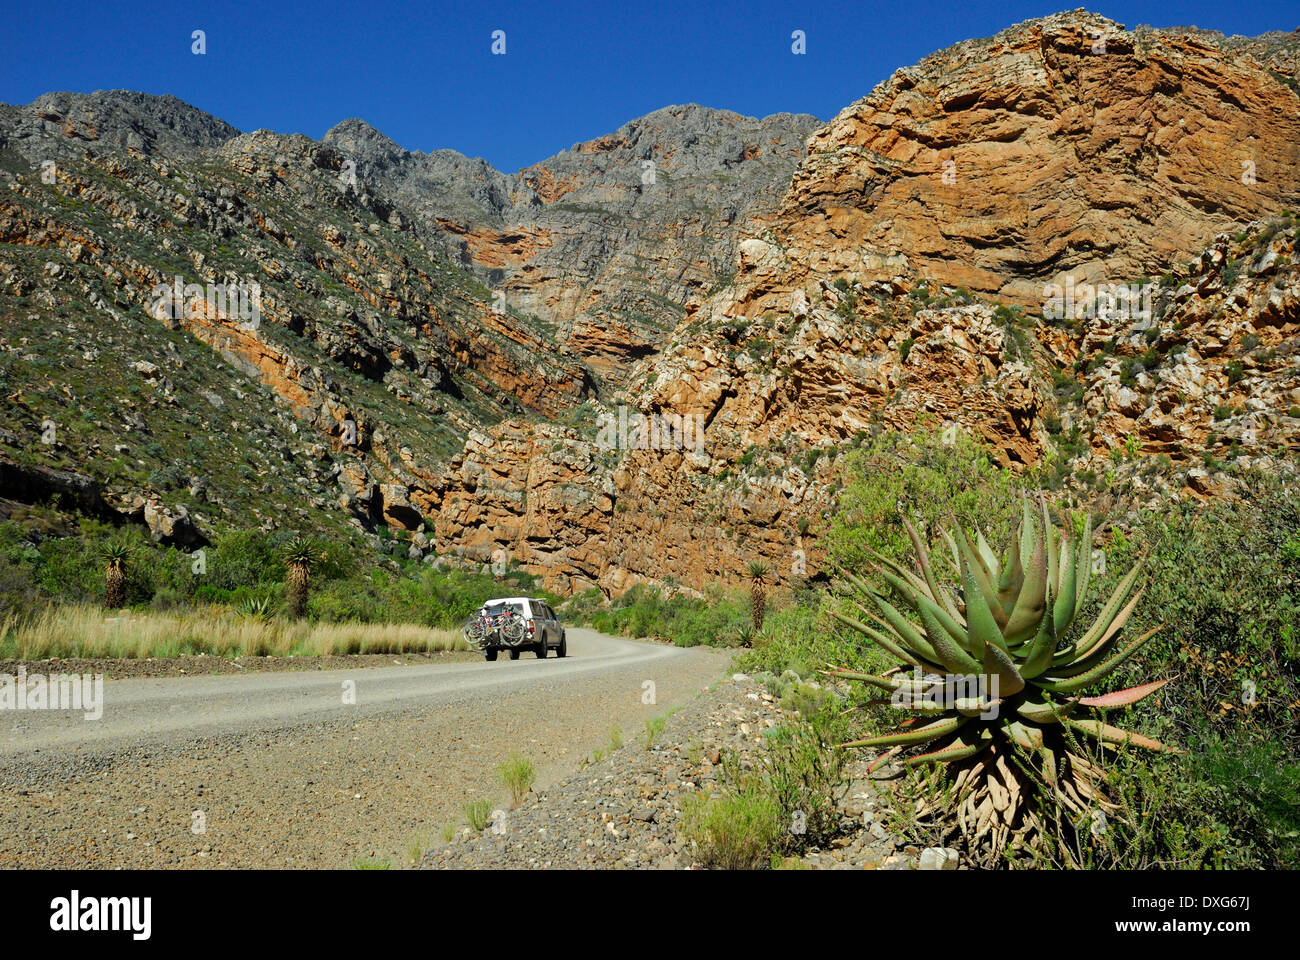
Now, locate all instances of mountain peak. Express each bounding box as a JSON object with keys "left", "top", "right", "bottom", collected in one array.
[{"left": 12, "top": 89, "right": 240, "bottom": 155}]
